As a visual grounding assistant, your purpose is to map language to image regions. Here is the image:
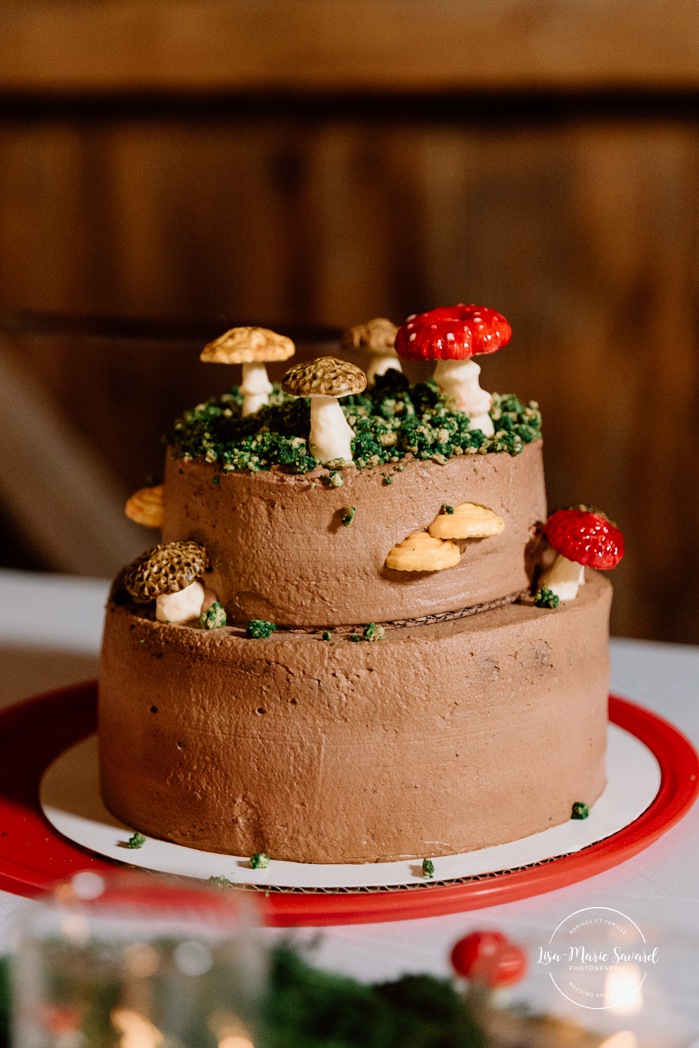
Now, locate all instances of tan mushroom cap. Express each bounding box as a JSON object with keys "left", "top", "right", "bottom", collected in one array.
[
  {"left": 200, "top": 326, "right": 295, "bottom": 365},
  {"left": 125, "top": 484, "right": 164, "bottom": 528},
  {"left": 429, "top": 502, "right": 505, "bottom": 540},
  {"left": 341, "top": 317, "right": 398, "bottom": 355},
  {"left": 124, "top": 540, "right": 209, "bottom": 603},
  {"left": 385, "top": 531, "right": 460, "bottom": 572},
  {"left": 282, "top": 356, "right": 367, "bottom": 398}
]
